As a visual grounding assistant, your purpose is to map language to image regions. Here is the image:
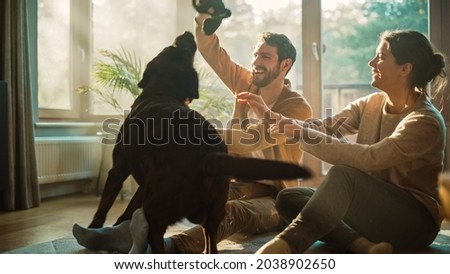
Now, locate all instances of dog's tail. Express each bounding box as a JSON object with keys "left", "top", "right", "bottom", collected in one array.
[{"left": 202, "top": 153, "right": 311, "bottom": 181}]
